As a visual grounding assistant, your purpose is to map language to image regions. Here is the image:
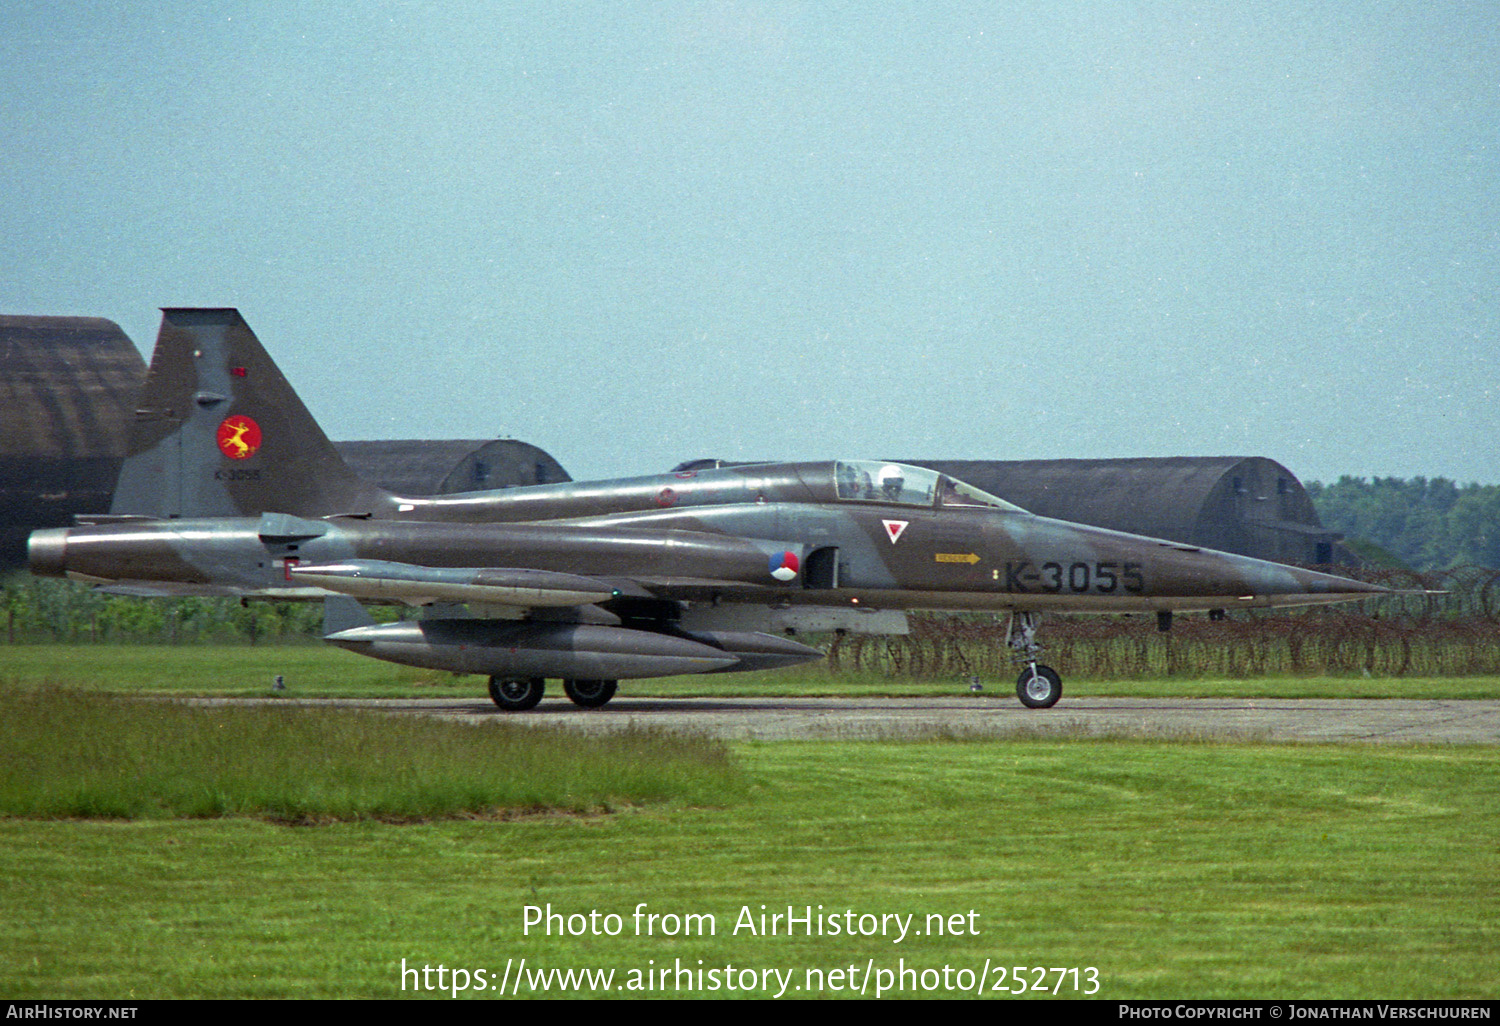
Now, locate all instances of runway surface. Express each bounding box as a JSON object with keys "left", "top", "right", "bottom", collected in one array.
[{"left": 206, "top": 695, "right": 1500, "bottom": 744}]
